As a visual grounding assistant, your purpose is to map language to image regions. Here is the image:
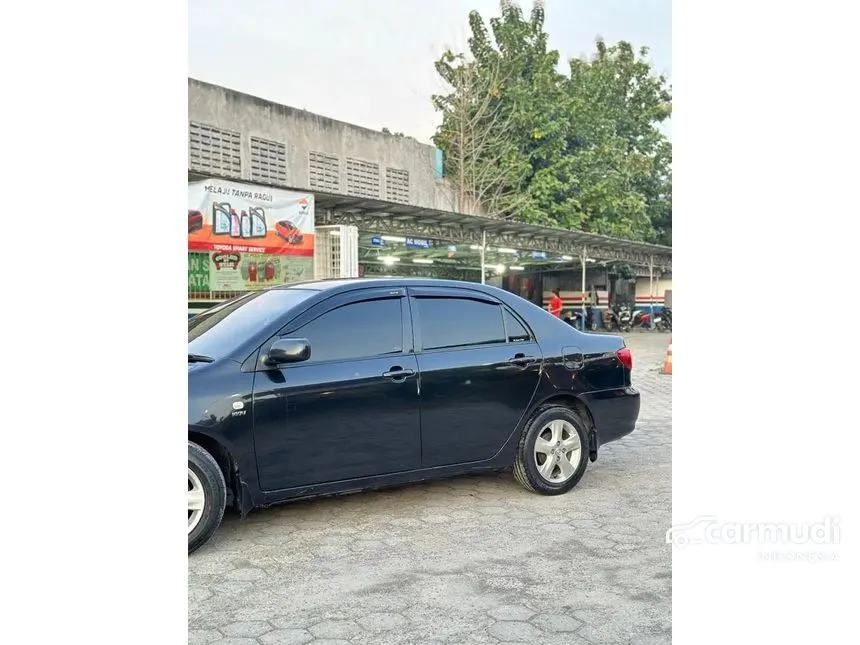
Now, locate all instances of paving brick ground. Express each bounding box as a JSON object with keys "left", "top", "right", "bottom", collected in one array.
[{"left": 189, "top": 331, "right": 673, "bottom": 645}]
